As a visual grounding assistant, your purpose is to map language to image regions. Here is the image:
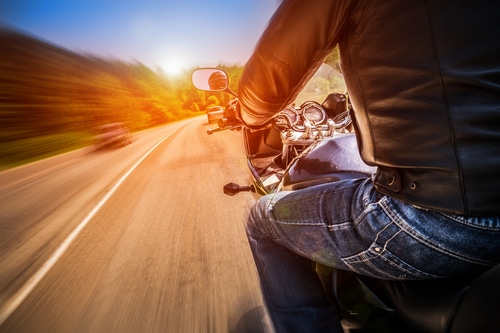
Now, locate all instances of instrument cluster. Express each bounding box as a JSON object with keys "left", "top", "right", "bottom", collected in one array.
[
  {"left": 274, "top": 100, "right": 352, "bottom": 144},
  {"left": 274, "top": 101, "right": 327, "bottom": 130}
]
